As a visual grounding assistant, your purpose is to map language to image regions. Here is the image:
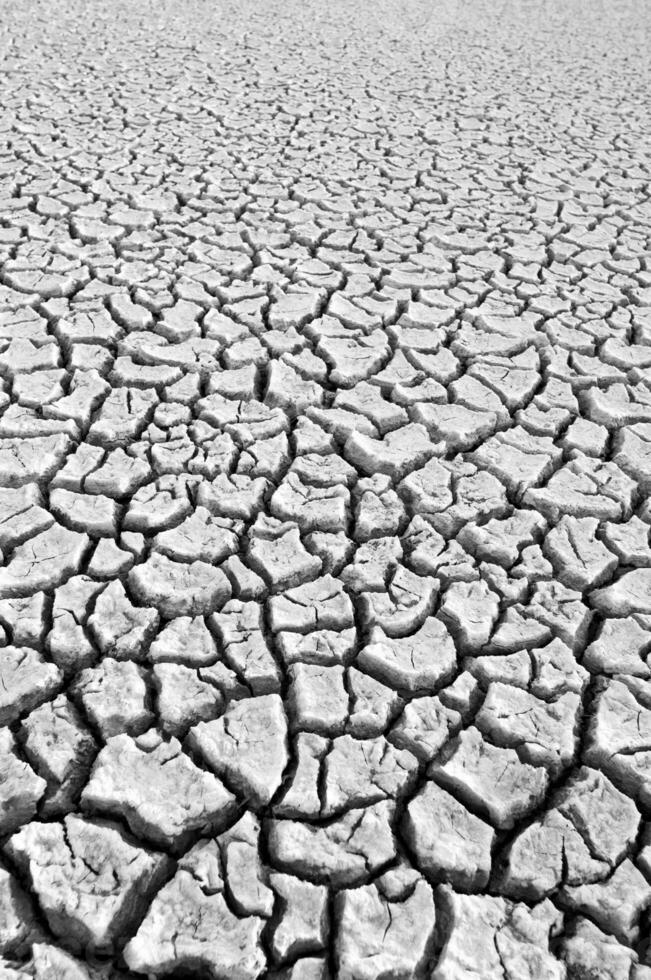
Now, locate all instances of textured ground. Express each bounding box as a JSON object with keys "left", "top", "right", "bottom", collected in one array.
[{"left": 1, "top": 0, "right": 651, "bottom": 976}]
